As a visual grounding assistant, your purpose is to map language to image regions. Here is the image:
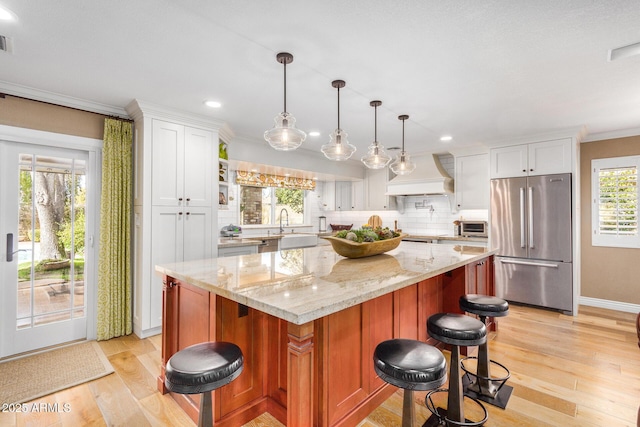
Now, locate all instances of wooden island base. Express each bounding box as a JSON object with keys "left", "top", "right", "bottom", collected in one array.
[{"left": 159, "top": 256, "right": 494, "bottom": 427}]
